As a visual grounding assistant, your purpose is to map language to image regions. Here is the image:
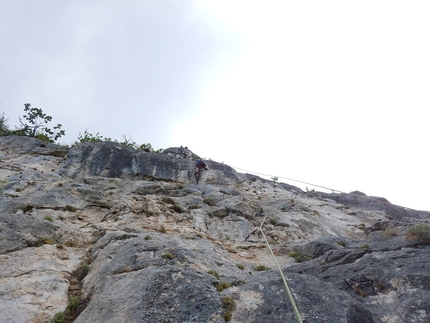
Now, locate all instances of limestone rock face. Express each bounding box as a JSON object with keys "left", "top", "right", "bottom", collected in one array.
[
  {"left": 232, "top": 272, "right": 374, "bottom": 323},
  {"left": 75, "top": 232, "right": 232, "bottom": 323},
  {"left": 0, "top": 213, "right": 58, "bottom": 253},
  {"left": 286, "top": 236, "right": 430, "bottom": 323},
  {"left": 60, "top": 141, "right": 241, "bottom": 182},
  {"left": 1, "top": 135, "right": 429, "bottom": 323},
  {"left": 0, "top": 245, "right": 85, "bottom": 323},
  {"left": 75, "top": 232, "right": 373, "bottom": 323}
]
